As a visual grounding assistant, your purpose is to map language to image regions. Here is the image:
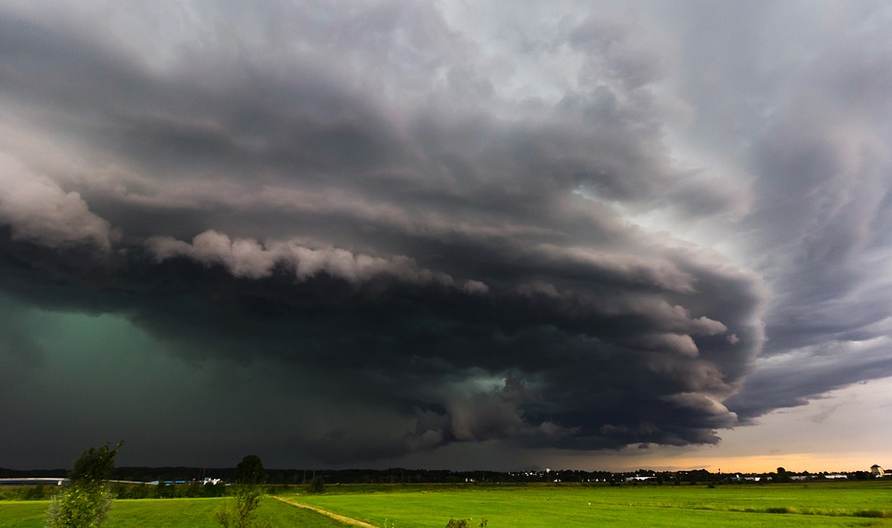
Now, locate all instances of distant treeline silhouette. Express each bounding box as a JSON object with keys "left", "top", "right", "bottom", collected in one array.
[{"left": 1, "top": 467, "right": 880, "bottom": 486}]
